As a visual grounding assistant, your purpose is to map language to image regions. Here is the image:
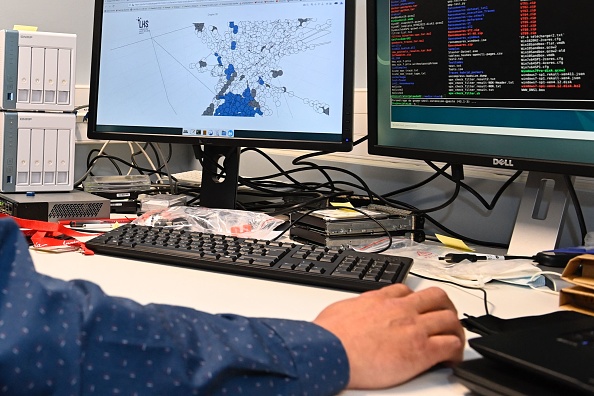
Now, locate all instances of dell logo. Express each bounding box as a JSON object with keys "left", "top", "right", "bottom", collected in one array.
[{"left": 493, "top": 158, "right": 514, "bottom": 167}]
